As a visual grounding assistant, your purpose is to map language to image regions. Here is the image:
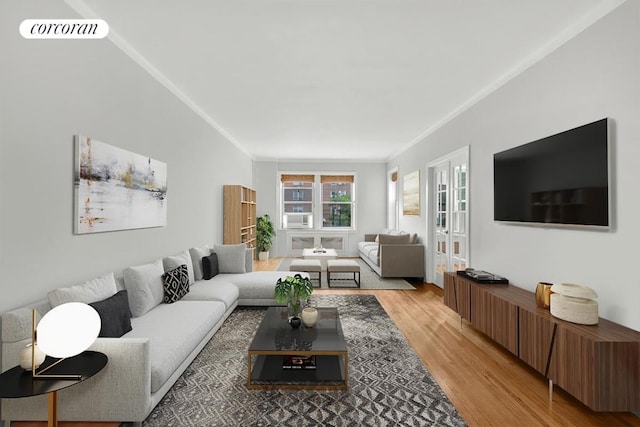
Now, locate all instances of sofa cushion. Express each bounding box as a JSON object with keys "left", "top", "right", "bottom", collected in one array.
[
  {"left": 162, "top": 264, "right": 190, "bottom": 304},
  {"left": 48, "top": 272, "right": 117, "bottom": 307},
  {"left": 163, "top": 250, "right": 195, "bottom": 285},
  {"left": 89, "top": 290, "right": 132, "bottom": 338},
  {"left": 214, "top": 244, "right": 246, "bottom": 273},
  {"left": 181, "top": 277, "right": 239, "bottom": 310},
  {"left": 189, "top": 245, "right": 210, "bottom": 281},
  {"left": 123, "top": 259, "right": 165, "bottom": 317},
  {"left": 357, "top": 241, "right": 377, "bottom": 254},
  {"left": 123, "top": 300, "right": 227, "bottom": 393},
  {"left": 202, "top": 253, "right": 219, "bottom": 280},
  {"left": 378, "top": 233, "right": 411, "bottom": 244},
  {"left": 229, "top": 271, "right": 309, "bottom": 304}
]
